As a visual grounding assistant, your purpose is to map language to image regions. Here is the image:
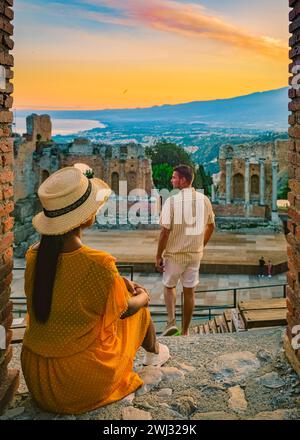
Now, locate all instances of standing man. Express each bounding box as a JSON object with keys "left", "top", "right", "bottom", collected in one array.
[{"left": 156, "top": 165, "right": 215, "bottom": 336}]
